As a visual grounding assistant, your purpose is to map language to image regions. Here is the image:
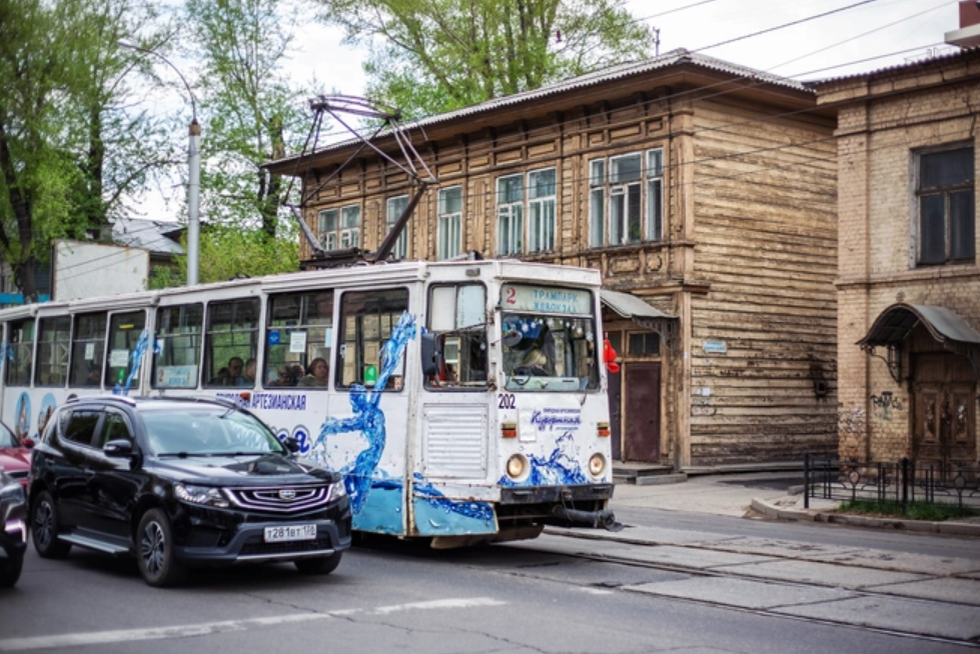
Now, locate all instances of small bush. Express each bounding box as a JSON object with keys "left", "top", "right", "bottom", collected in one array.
[{"left": 837, "top": 500, "right": 980, "bottom": 521}]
